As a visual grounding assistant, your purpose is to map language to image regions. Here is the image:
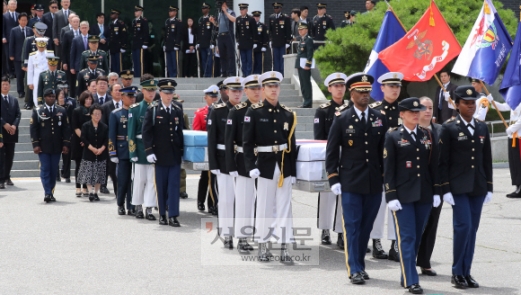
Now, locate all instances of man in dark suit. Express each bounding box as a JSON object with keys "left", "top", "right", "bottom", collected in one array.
[
  {"left": 2, "top": 0, "right": 19, "bottom": 78},
  {"left": 89, "top": 12, "right": 109, "bottom": 52},
  {"left": 42, "top": 0, "right": 59, "bottom": 50},
  {"left": 9, "top": 13, "right": 33, "bottom": 98},
  {"left": 28, "top": 4, "right": 44, "bottom": 29},
  {"left": 52, "top": 0, "right": 74, "bottom": 63},
  {"left": 61, "top": 15, "right": 79, "bottom": 96},
  {"left": 70, "top": 20, "right": 90, "bottom": 75},
  {"left": 432, "top": 70, "right": 458, "bottom": 124},
  {"left": 0, "top": 76, "right": 21, "bottom": 188},
  {"left": 92, "top": 75, "right": 112, "bottom": 105}
]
